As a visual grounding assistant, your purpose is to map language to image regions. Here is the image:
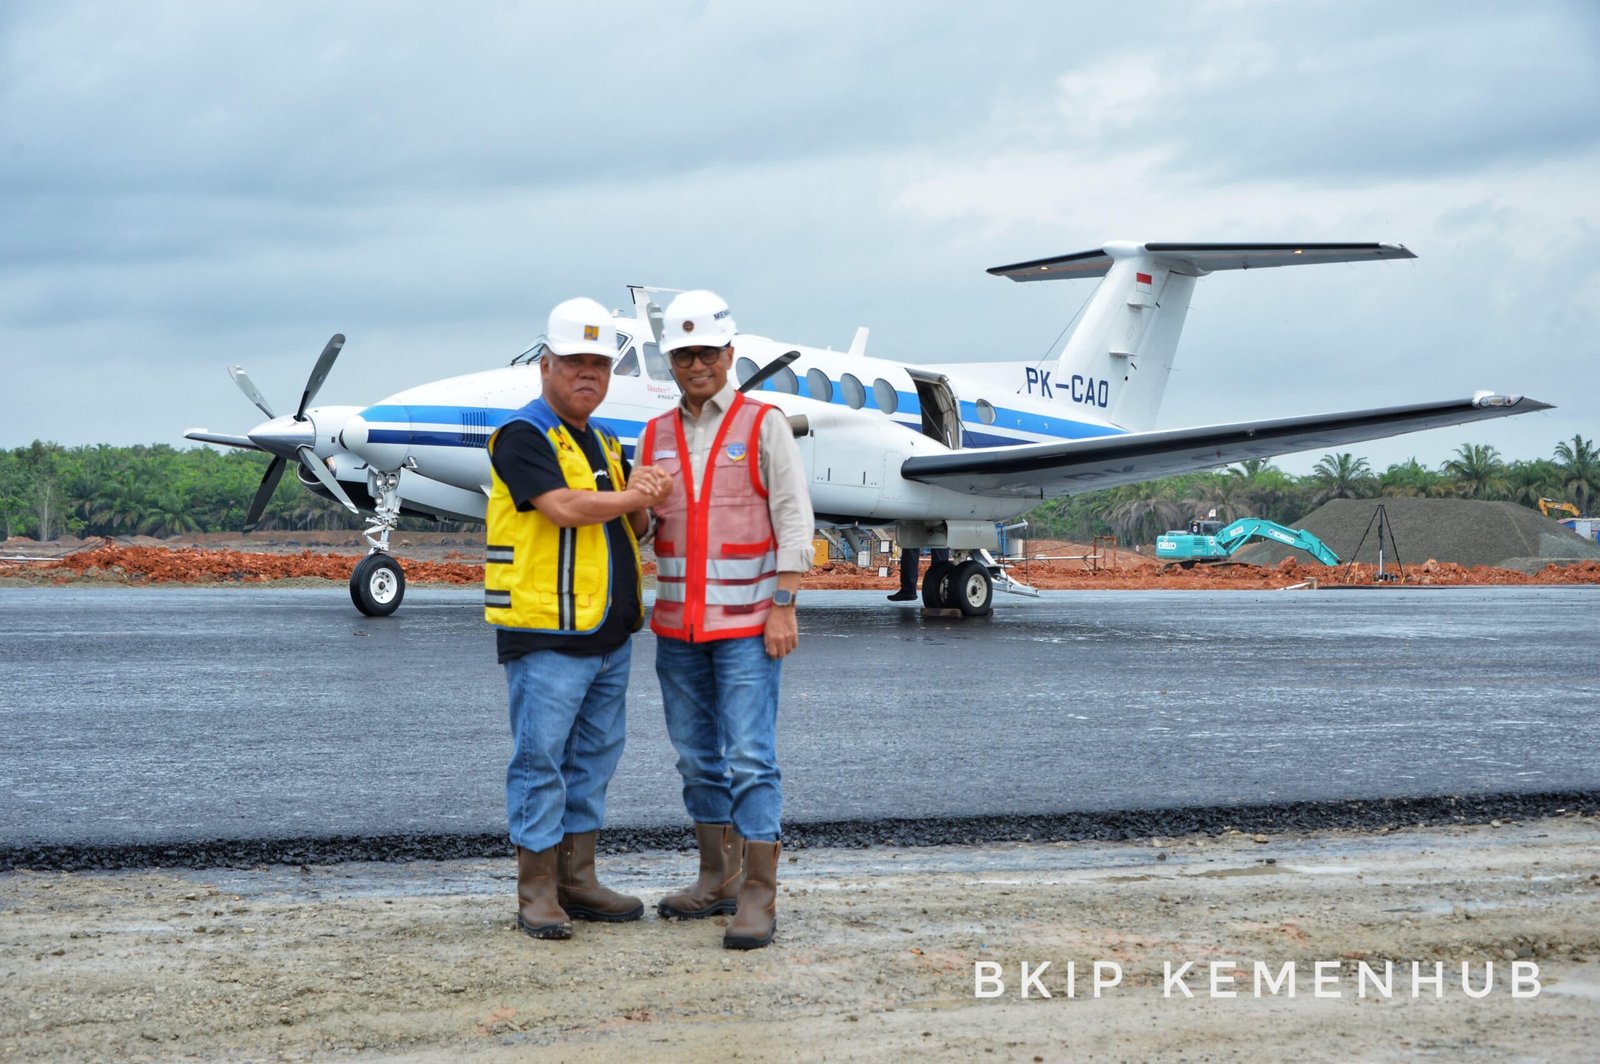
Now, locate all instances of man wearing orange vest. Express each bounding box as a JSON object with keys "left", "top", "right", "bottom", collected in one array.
[{"left": 640, "top": 289, "right": 814, "bottom": 950}]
